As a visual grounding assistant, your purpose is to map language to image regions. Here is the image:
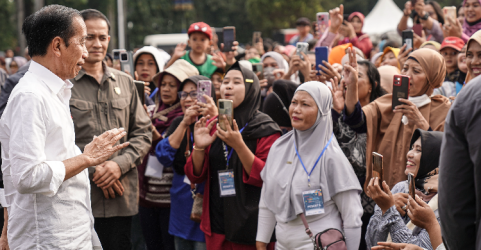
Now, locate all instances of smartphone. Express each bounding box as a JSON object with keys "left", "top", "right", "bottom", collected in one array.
[
  {"left": 218, "top": 99, "right": 234, "bottom": 131},
  {"left": 263, "top": 67, "right": 275, "bottom": 86},
  {"left": 402, "top": 30, "right": 414, "bottom": 51},
  {"left": 392, "top": 75, "right": 410, "bottom": 110},
  {"left": 252, "top": 31, "right": 262, "bottom": 45},
  {"left": 443, "top": 6, "right": 457, "bottom": 23},
  {"left": 412, "top": 24, "right": 423, "bottom": 37},
  {"left": 316, "top": 12, "right": 329, "bottom": 33},
  {"left": 315, "top": 47, "right": 329, "bottom": 75},
  {"left": 120, "top": 51, "right": 135, "bottom": 77},
  {"left": 197, "top": 80, "right": 212, "bottom": 104},
  {"left": 134, "top": 80, "right": 146, "bottom": 104},
  {"left": 112, "top": 49, "right": 126, "bottom": 60},
  {"left": 372, "top": 152, "right": 384, "bottom": 188},
  {"left": 223, "top": 27, "right": 236, "bottom": 52},
  {"left": 252, "top": 63, "right": 263, "bottom": 74},
  {"left": 296, "top": 42, "right": 309, "bottom": 60},
  {"left": 408, "top": 173, "right": 415, "bottom": 199}
]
